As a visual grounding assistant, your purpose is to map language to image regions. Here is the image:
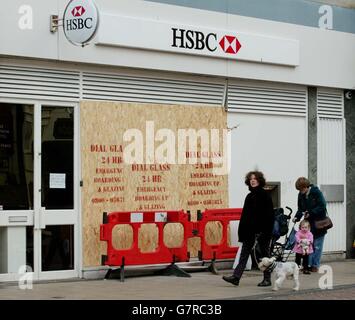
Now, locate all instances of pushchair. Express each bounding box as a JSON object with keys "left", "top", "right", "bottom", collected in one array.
[
  {"left": 250, "top": 206, "right": 297, "bottom": 266},
  {"left": 270, "top": 206, "right": 297, "bottom": 262}
]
